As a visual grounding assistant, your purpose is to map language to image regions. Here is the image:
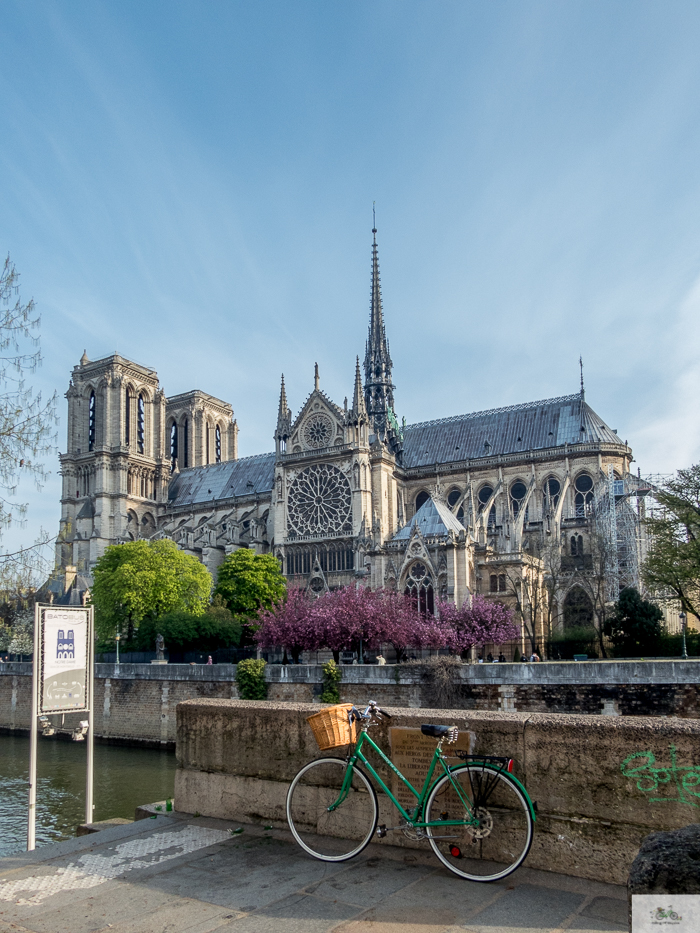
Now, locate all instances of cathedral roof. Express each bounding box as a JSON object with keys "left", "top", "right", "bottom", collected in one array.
[
  {"left": 401, "top": 394, "right": 623, "bottom": 468},
  {"left": 168, "top": 452, "right": 275, "bottom": 507},
  {"left": 393, "top": 495, "right": 464, "bottom": 541}
]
